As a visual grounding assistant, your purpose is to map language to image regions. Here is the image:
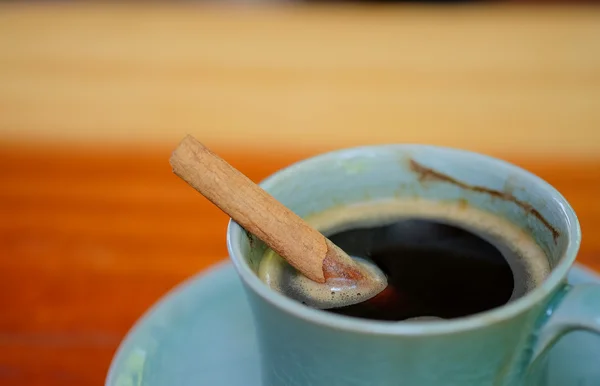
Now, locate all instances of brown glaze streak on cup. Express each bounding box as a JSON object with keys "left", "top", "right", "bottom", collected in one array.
[{"left": 409, "top": 159, "right": 560, "bottom": 243}]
